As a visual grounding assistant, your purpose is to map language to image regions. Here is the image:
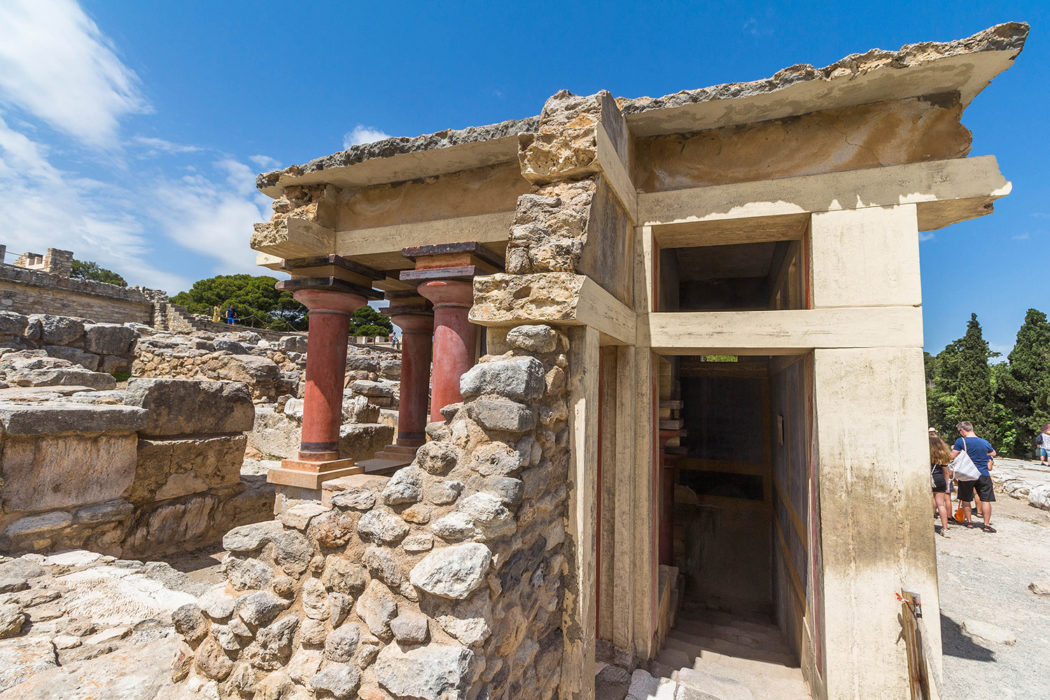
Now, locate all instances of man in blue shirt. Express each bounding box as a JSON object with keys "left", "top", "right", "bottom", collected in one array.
[{"left": 951, "top": 421, "right": 997, "bottom": 532}]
